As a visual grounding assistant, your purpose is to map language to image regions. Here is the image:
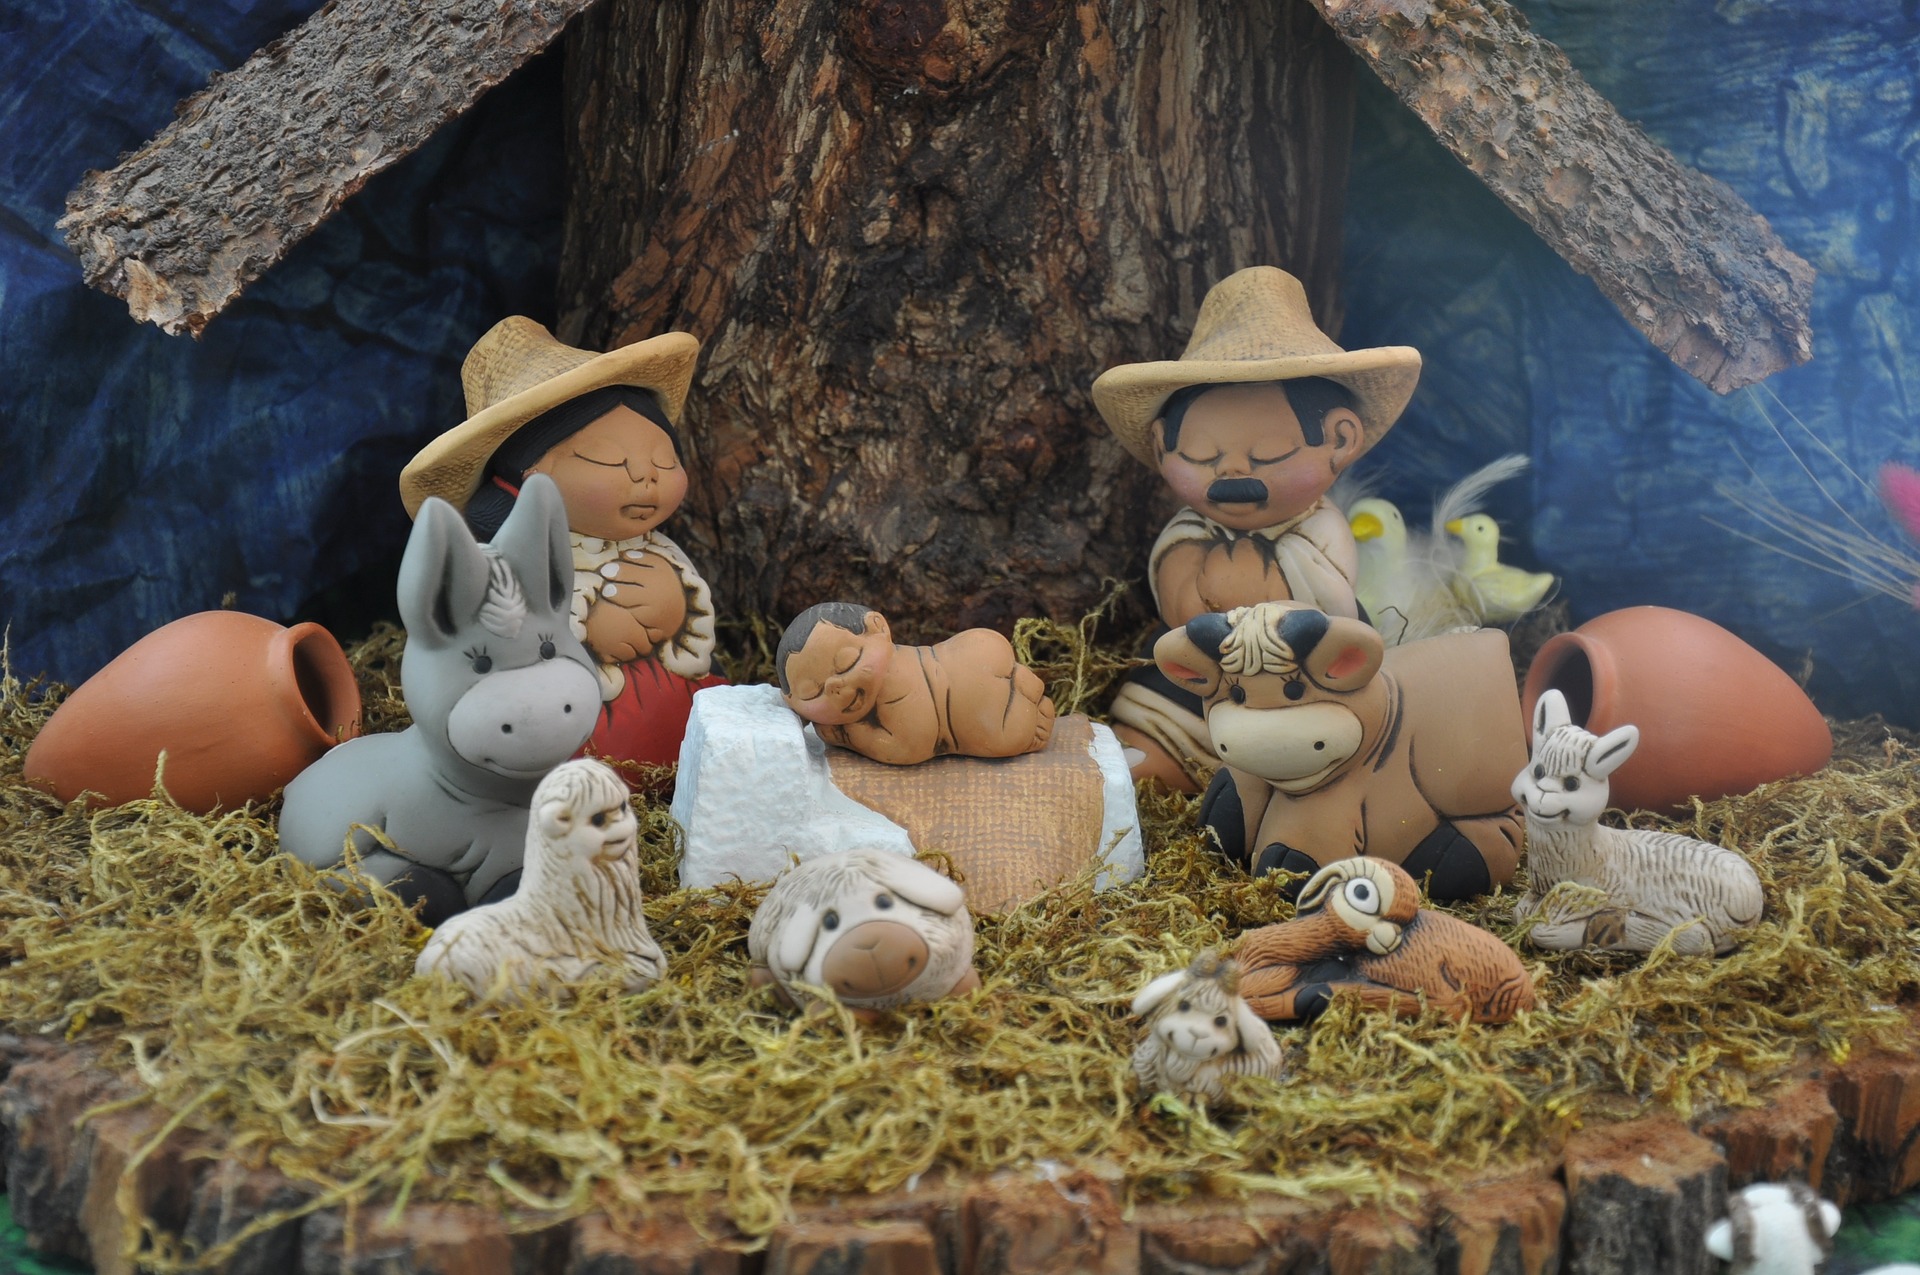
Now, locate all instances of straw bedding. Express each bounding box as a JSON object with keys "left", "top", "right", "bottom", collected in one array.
[{"left": 0, "top": 610, "right": 1916, "bottom": 1270}]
